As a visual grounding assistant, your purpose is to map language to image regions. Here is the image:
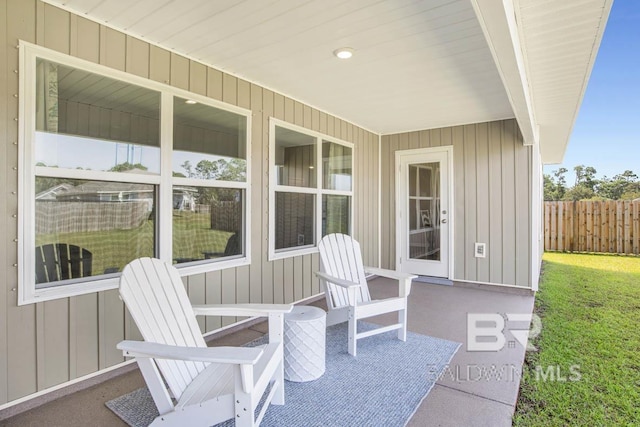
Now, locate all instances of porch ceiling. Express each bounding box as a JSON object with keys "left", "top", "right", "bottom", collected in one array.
[
  {"left": 43, "top": 0, "right": 611, "bottom": 164},
  {"left": 43, "top": 0, "right": 514, "bottom": 135}
]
